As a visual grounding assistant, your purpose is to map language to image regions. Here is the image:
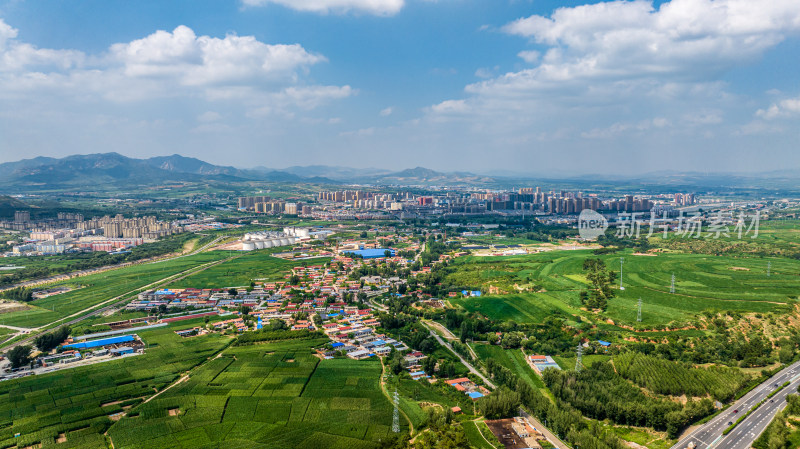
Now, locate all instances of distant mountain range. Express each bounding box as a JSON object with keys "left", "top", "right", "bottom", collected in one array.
[
  {"left": 0, "top": 153, "right": 798, "bottom": 191},
  {"left": 0, "top": 154, "right": 497, "bottom": 190},
  {"left": 0, "top": 153, "right": 339, "bottom": 189}
]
